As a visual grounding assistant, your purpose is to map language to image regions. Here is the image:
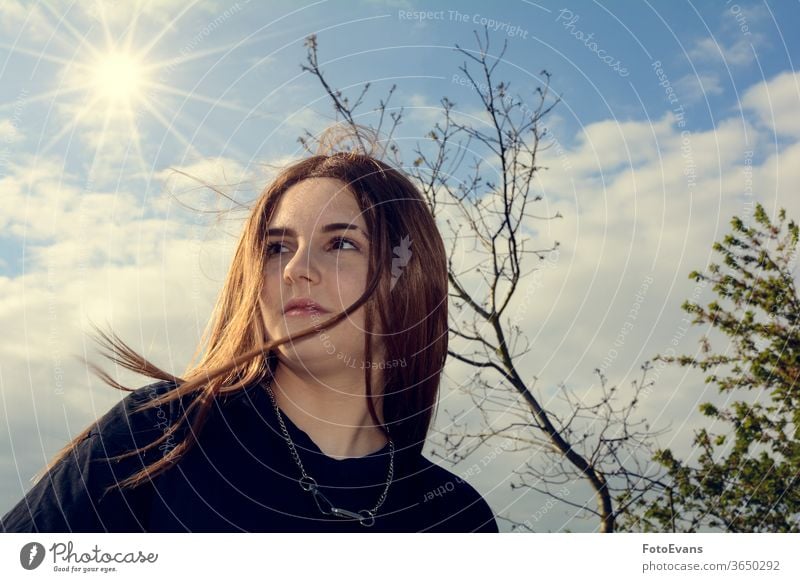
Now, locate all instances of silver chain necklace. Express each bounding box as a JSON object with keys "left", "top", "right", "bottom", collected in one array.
[{"left": 264, "top": 379, "right": 394, "bottom": 527}]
